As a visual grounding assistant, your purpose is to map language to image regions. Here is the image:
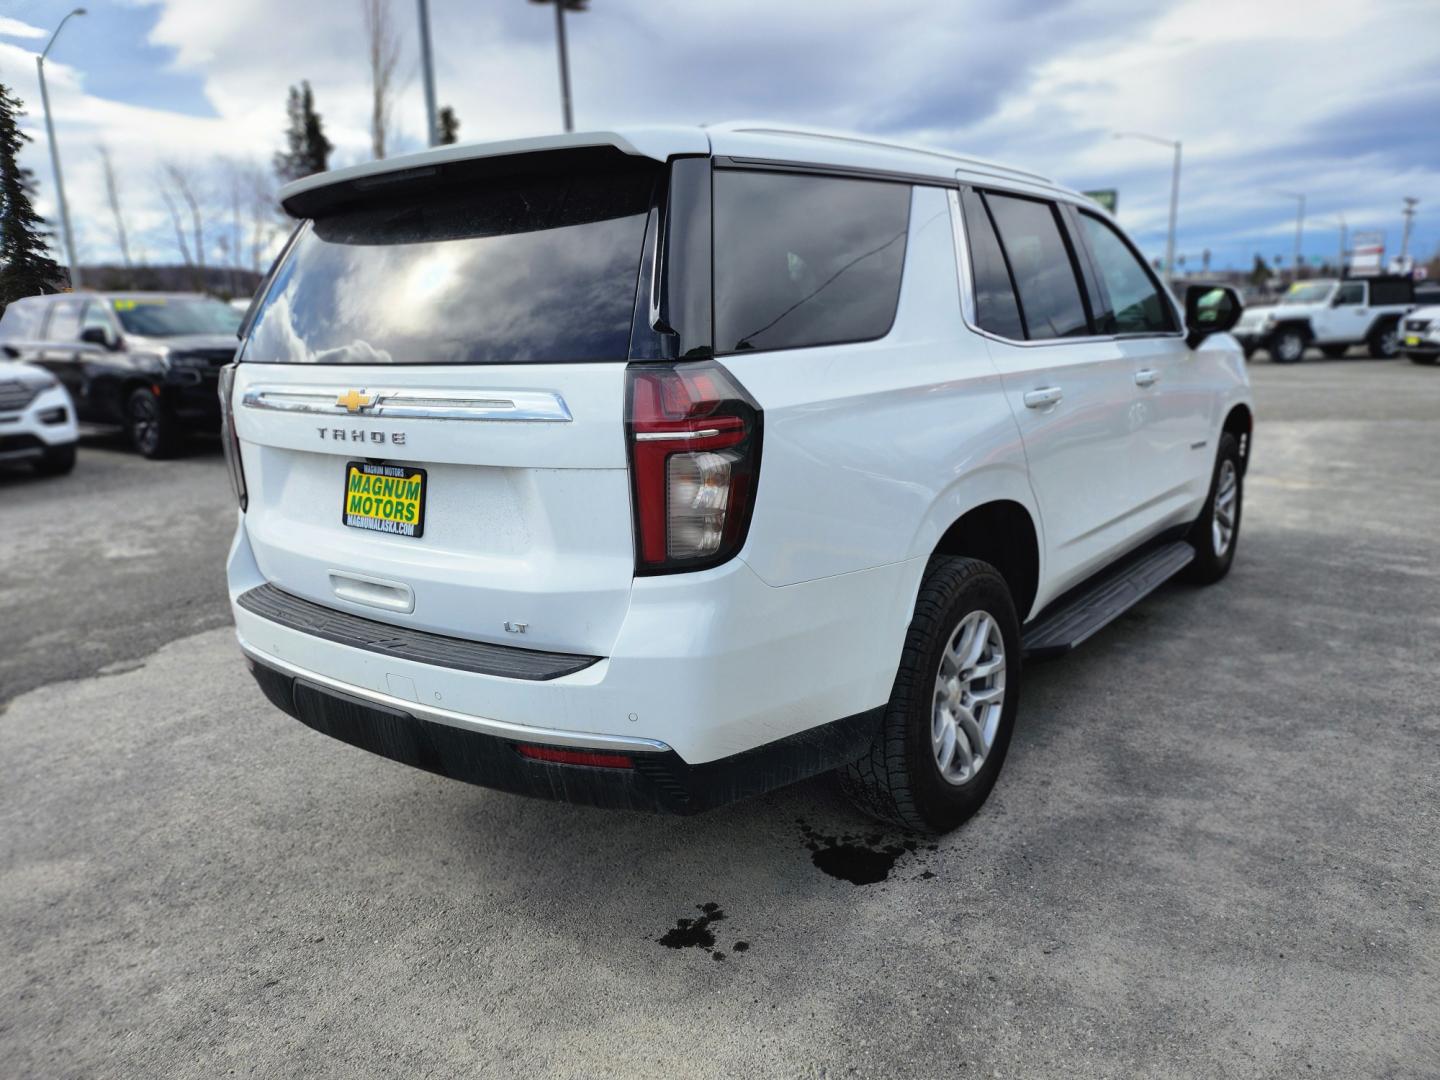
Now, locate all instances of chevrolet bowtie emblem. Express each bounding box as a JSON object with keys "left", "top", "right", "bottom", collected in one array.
[{"left": 336, "top": 389, "right": 373, "bottom": 413}]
